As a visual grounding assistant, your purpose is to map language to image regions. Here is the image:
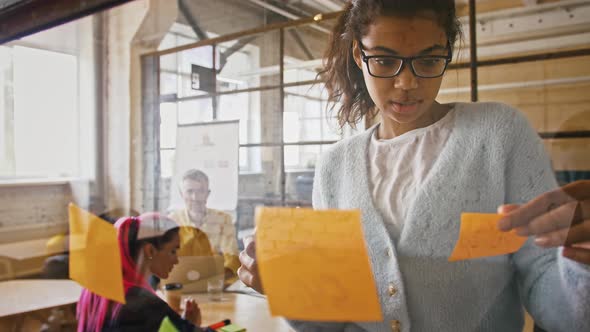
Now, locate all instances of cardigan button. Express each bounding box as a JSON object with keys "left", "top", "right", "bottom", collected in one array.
[
  {"left": 385, "top": 248, "right": 391, "bottom": 257},
  {"left": 390, "top": 320, "right": 401, "bottom": 332},
  {"left": 388, "top": 283, "right": 397, "bottom": 297}
]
